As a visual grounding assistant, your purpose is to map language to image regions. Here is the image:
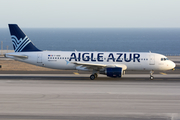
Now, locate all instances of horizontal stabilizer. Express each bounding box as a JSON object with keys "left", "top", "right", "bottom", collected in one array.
[{"left": 5, "top": 54, "right": 28, "bottom": 59}]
